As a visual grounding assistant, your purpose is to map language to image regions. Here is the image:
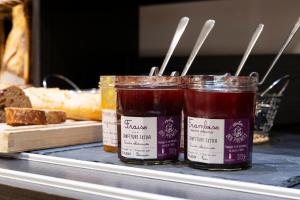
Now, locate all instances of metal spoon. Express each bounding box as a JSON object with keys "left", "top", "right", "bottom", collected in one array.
[
  {"left": 257, "top": 17, "right": 300, "bottom": 85},
  {"left": 235, "top": 24, "right": 264, "bottom": 76},
  {"left": 170, "top": 71, "right": 179, "bottom": 76},
  {"left": 278, "top": 79, "right": 290, "bottom": 96},
  {"left": 181, "top": 19, "right": 215, "bottom": 76},
  {"left": 158, "top": 17, "right": 189, "bottom": 76},
  {"left": 260, "top": 74, "right": 290, "bottom": 97},
  {"left": 149, "top": 66, "right": 159, "bottom": 76}
]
